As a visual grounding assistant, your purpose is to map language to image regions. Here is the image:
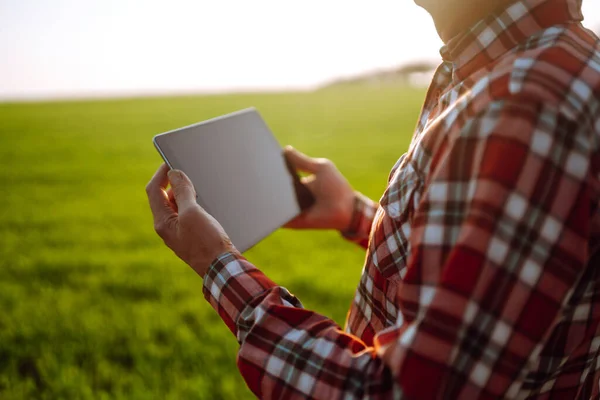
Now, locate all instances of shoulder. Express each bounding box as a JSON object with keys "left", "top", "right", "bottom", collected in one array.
[
  {"left": 488, "top": 23, "right": 600, "bottom": 120},
  {"left": 459, "top": 23, "right": 600, "bottom": 154}
]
